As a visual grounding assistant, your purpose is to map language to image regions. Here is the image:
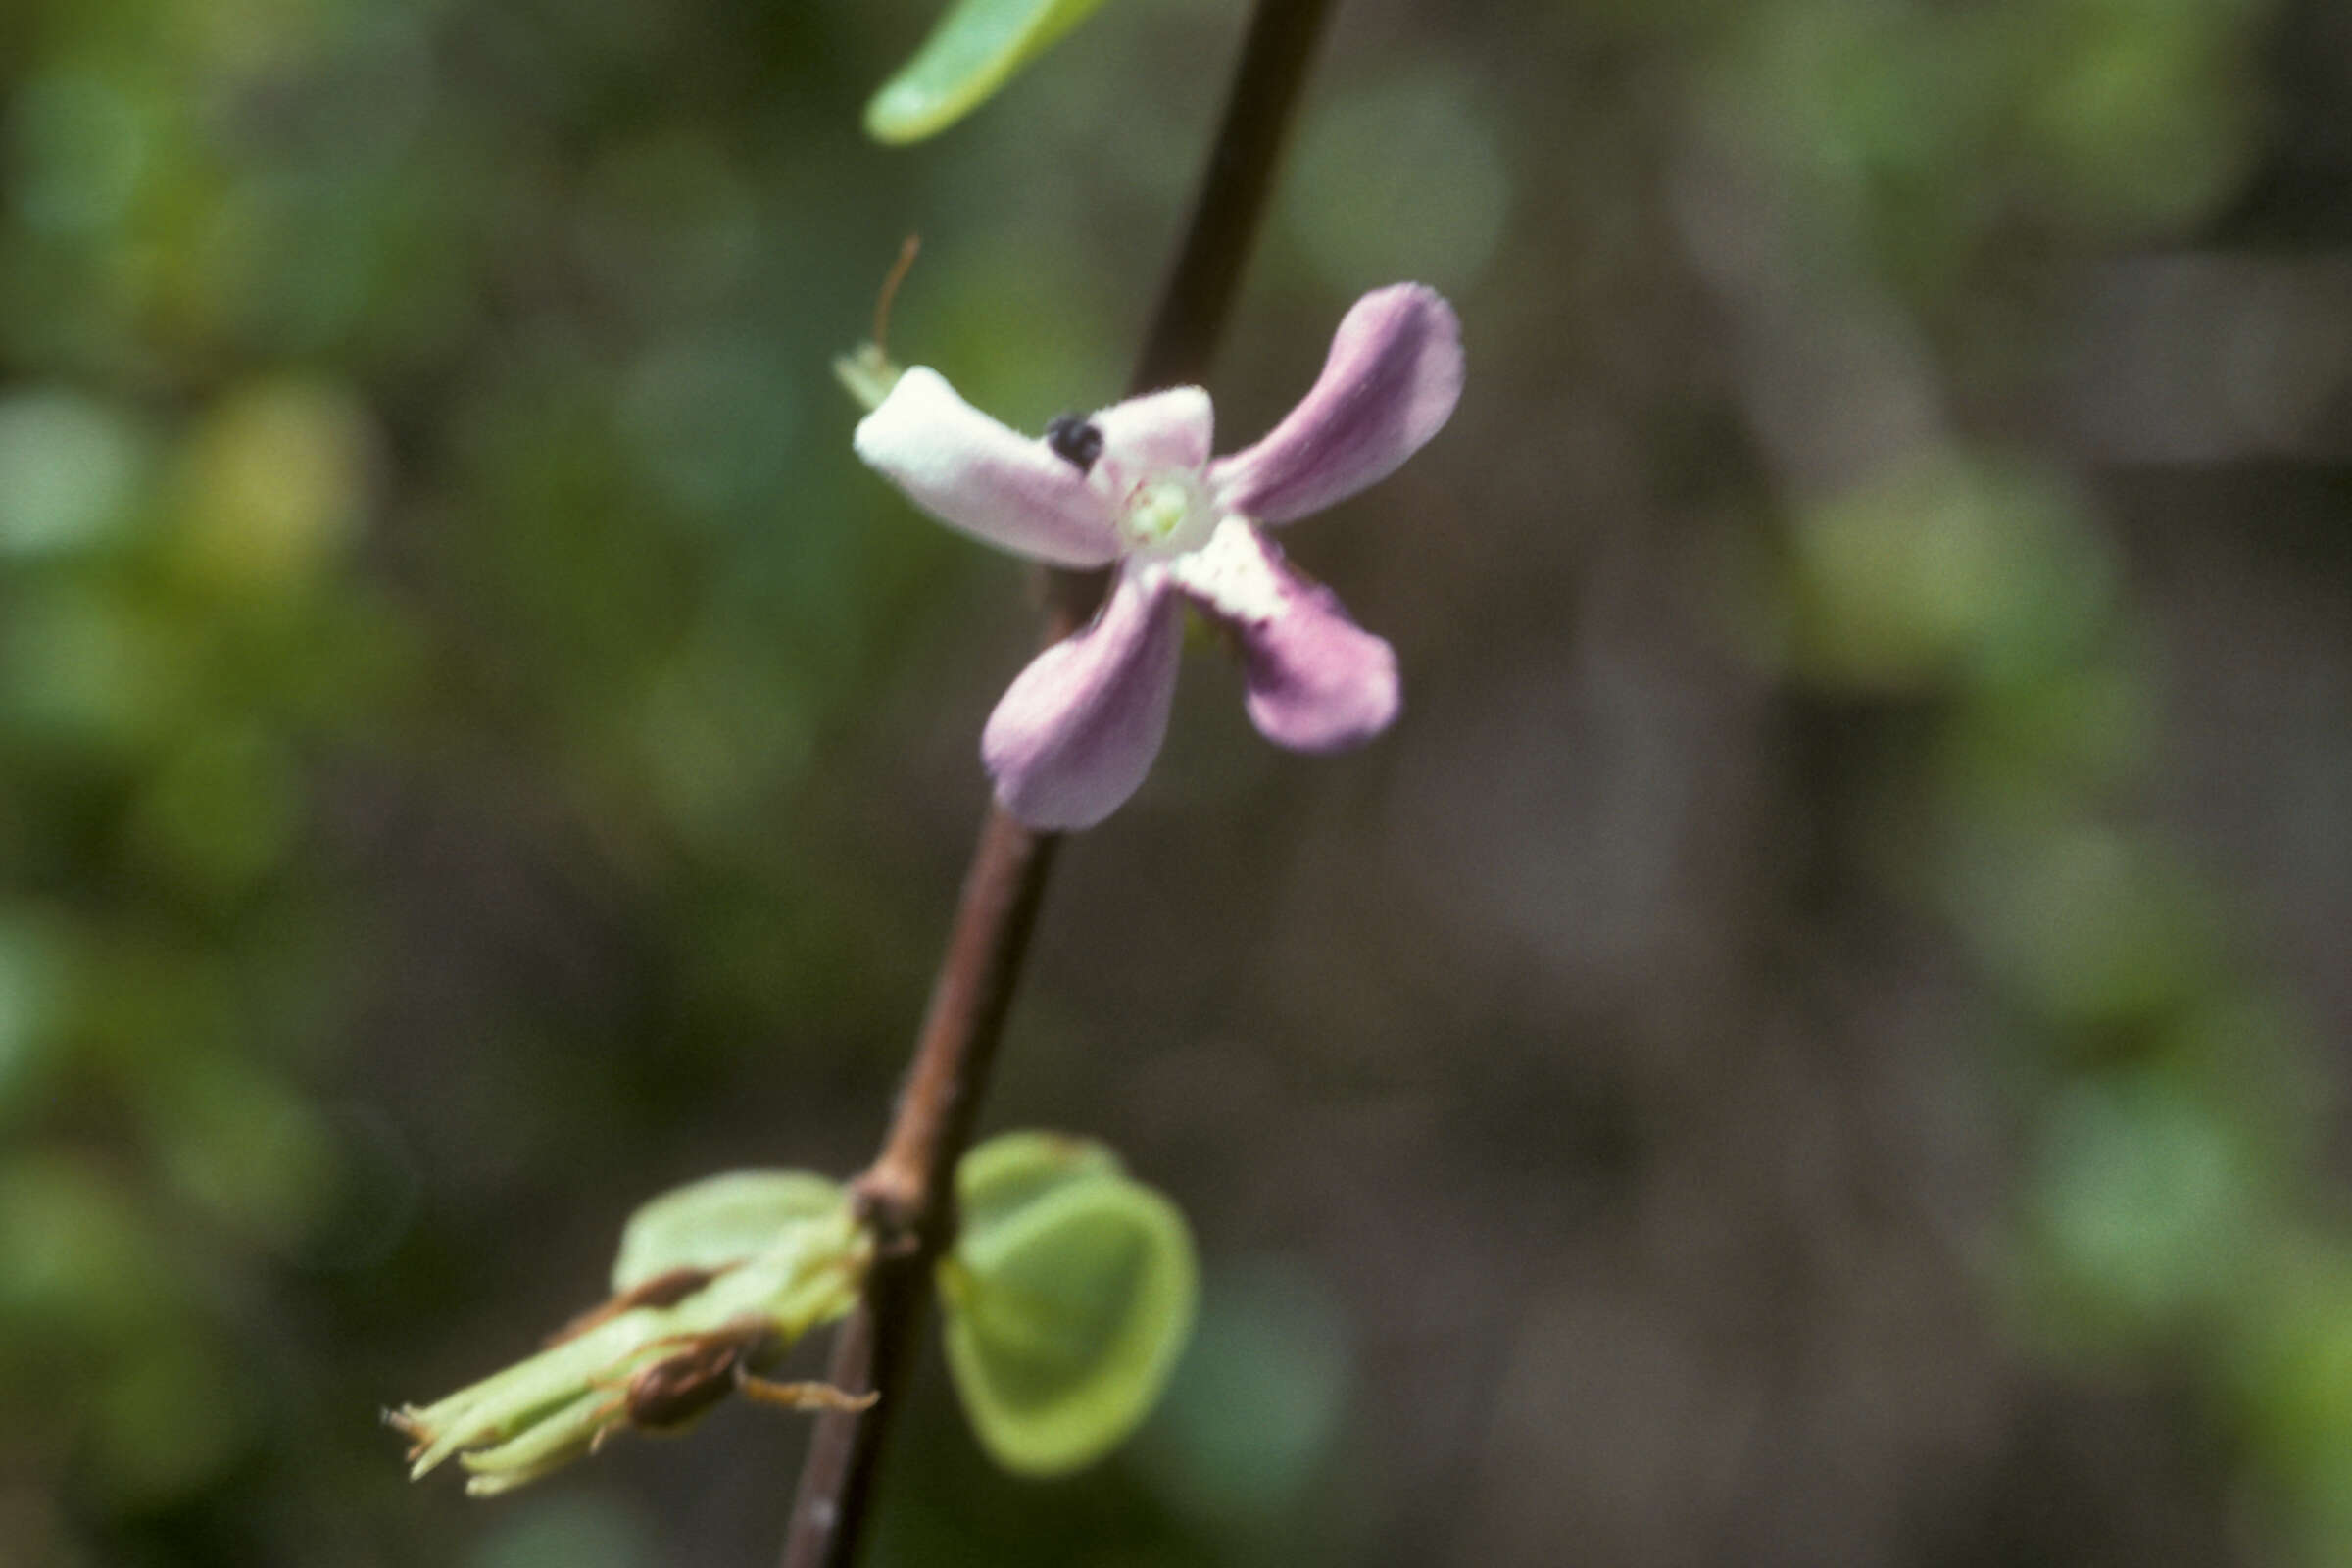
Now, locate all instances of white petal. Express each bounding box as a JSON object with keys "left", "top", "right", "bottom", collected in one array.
[
  {"left": 855, "top": 368, "right": 1120, "bottom": 567},
  {"left": 1085, "top": 386, "right": 1214, "bottom": 503}
]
